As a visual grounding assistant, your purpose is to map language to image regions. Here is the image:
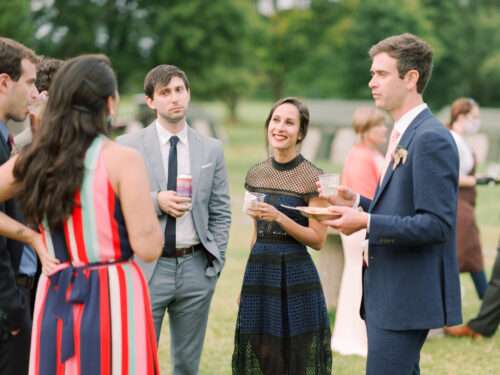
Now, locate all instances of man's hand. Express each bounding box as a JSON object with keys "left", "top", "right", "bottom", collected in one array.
[
  {"left": 157, "top": 191, "right": 192, "bottom": 218},
  {"left": 321, "top": 205, "right": 369, "bottom": 235},
  {"left": 316, "top": 182, "right": 358, "bottom": 207}
]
